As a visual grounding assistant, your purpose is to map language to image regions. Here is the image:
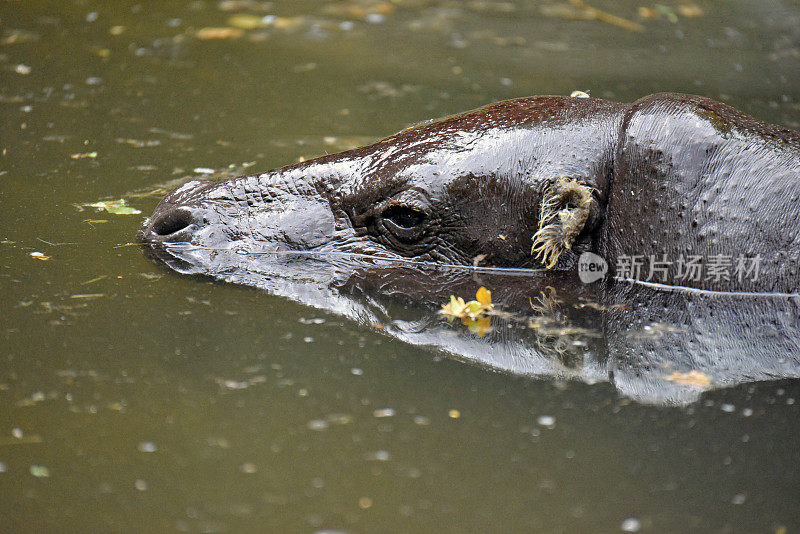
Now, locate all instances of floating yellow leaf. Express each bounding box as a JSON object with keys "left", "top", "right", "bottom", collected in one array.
[
  {"left": 30, "top": 251, "right": 51, "bottom": 261},
  {"left": 665, "top": 370, "right": 711, "bottom": 387},
  {"left": 466, "top": 315, "right": 492, "bottom": 337},
  {"left": 476, "top": 286, "right": 492, "bottom": 306}
]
